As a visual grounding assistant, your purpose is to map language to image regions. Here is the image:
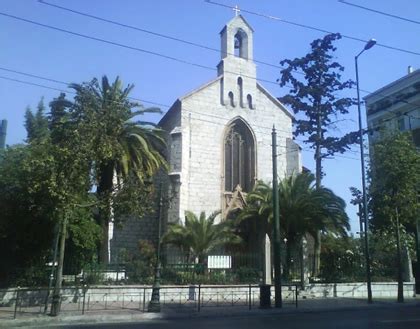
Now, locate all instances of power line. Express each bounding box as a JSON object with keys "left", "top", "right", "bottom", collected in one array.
[
  {"left": 1, "top": 72, "right": 367, "bottom": 163},
  {"left": 0, "top": 75, "right": 72, "bottom": 94},
  {"left": 0, "top": 73, "right": 170, "bottom": 109},
  {"left": 0, "top": 11, "right": 284, "bottom": 89},
  {"left": 37, "top": 0, "right": 387, "bottom": 111},
  {"left": 4, "top": 64, "right": 417, "bottom": 148},
  {"left": 205, "top": 0, "right": 420, "bottom": 57},
  {"left": 38, "top": 0, "right": 287, "bottom": 72},
  {"left": 0, "top": 71, "right": 295, "bottom": 137},
  {"left": 338, "top": 0, "right": 420, "bottom": 26},
  {"left": 2, "top": 63, "right": 418, "bottom": 142}
]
